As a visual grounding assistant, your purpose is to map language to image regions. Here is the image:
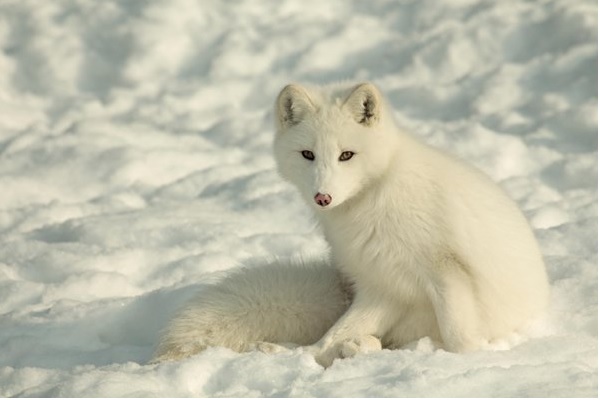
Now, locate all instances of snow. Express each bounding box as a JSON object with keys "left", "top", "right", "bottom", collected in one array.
[{"left": 0, "top": 0, "right": 597, "bottom": 397}]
